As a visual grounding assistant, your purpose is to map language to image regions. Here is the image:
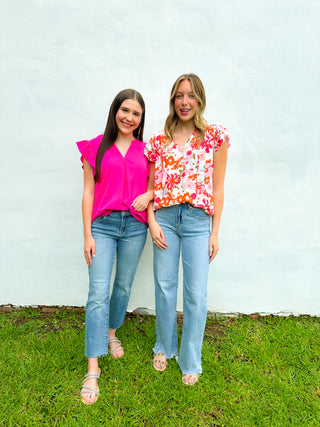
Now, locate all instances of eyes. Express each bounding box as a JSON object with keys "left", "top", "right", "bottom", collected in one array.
[
  {"left": 121, "top": 107, "right": 141, "bottom": 117},
  {"left": 175, "top": 93, "right": 195, "bottom": 100}
]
